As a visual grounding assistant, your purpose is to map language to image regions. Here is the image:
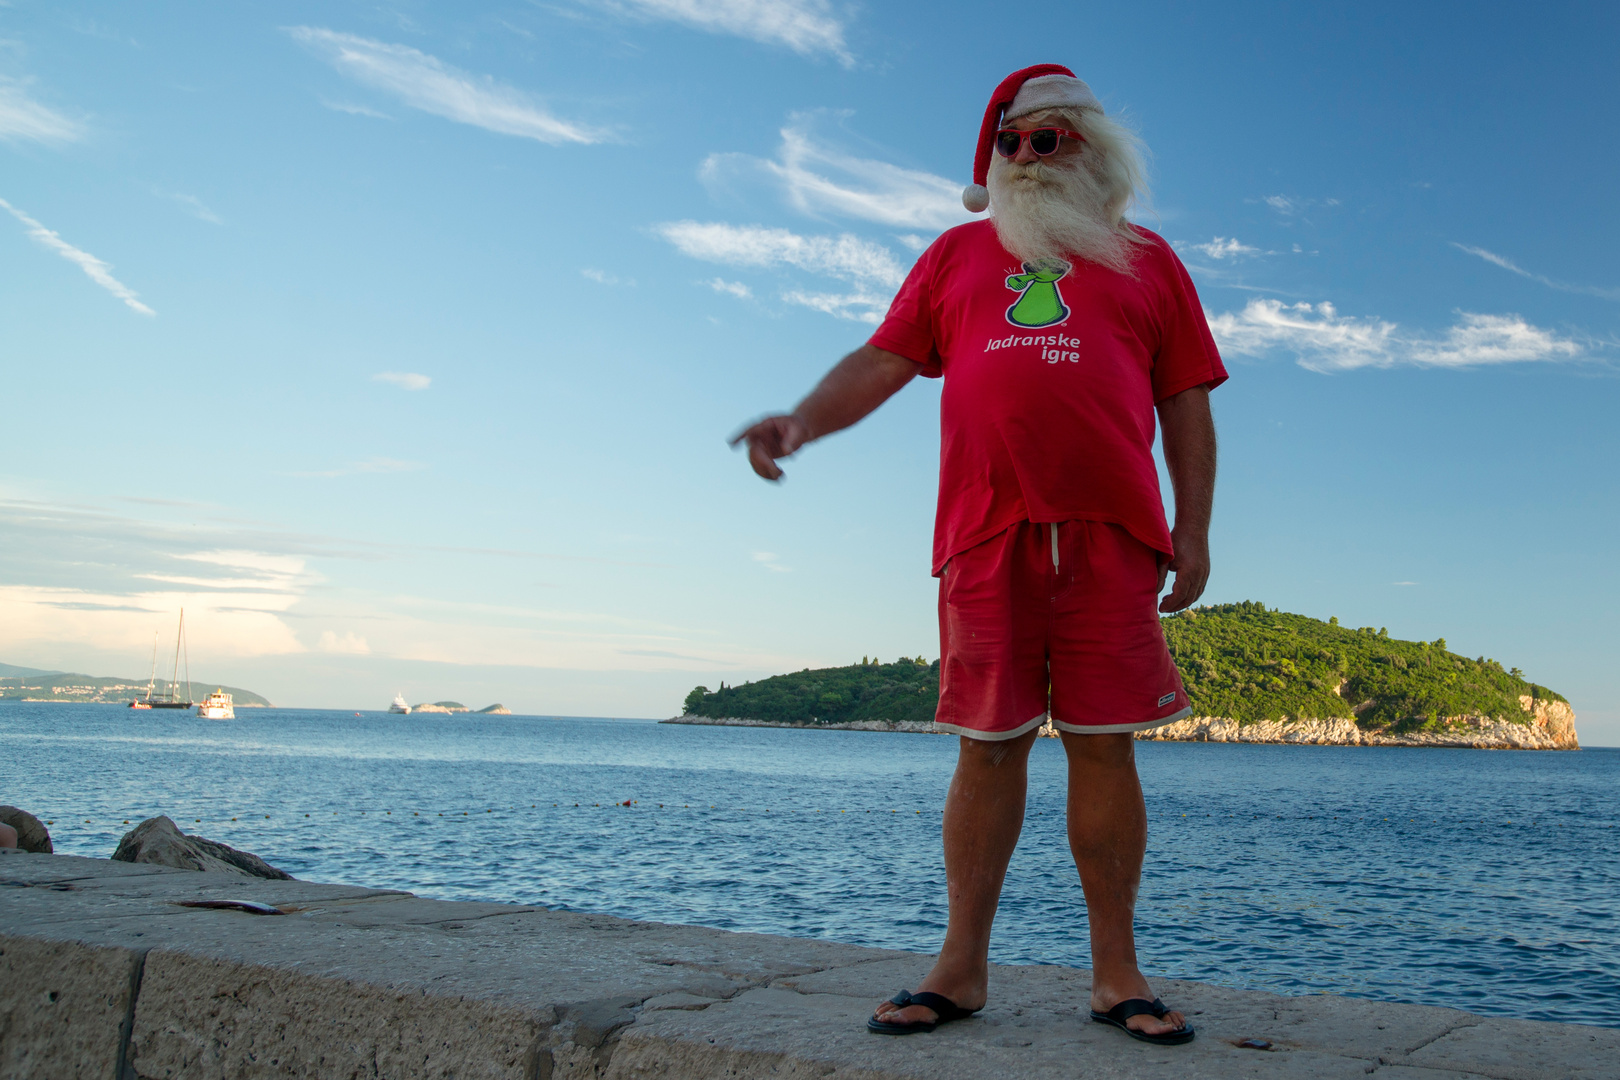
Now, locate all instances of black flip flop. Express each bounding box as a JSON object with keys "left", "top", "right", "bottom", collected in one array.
[
  {"left": 1089, "top": 997, "right": 1195, "bottom": 1045},
  {"left": 867, "top": 989, "right": 979, "bottom": 1035}
]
